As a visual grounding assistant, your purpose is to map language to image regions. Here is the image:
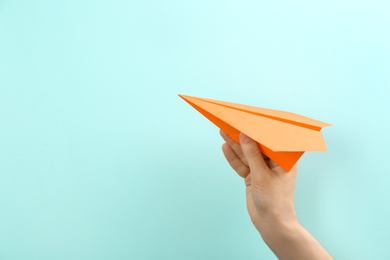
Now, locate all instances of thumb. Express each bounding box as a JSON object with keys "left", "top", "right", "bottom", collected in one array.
[{"left": 239, "top": 133, "right": 269, "bottom": 174}]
